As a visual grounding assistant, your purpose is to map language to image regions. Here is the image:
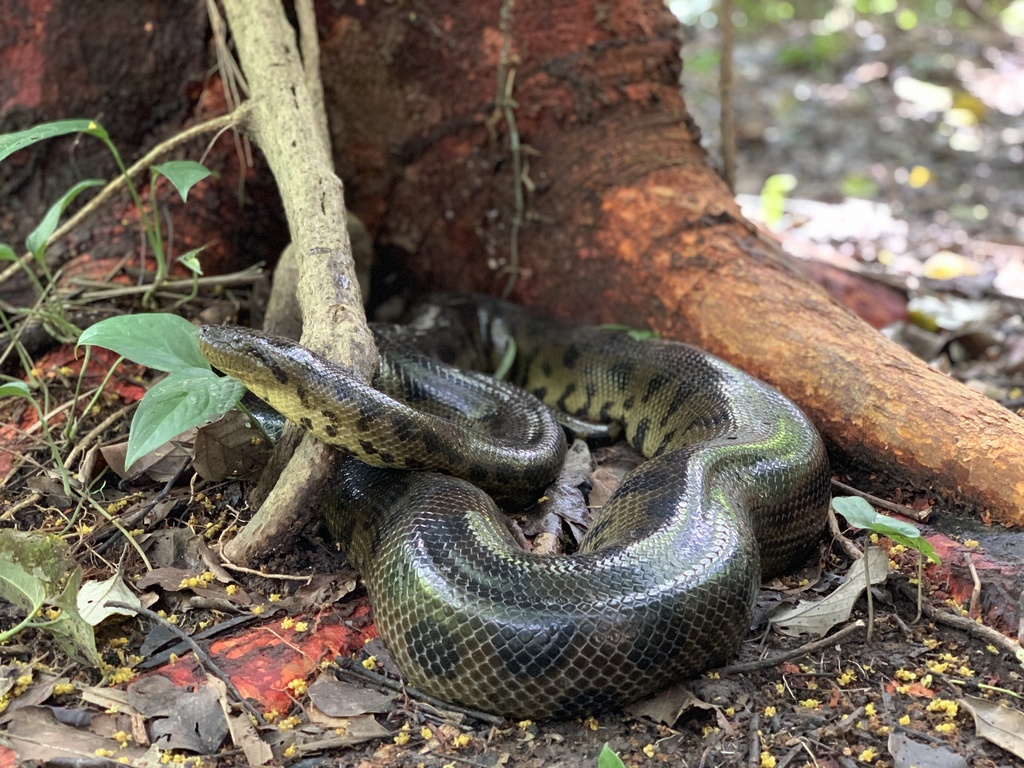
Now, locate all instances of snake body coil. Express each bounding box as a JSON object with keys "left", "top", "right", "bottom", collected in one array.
[{"left": 199, "top": 296, "right": 830, "bottom": 718}]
